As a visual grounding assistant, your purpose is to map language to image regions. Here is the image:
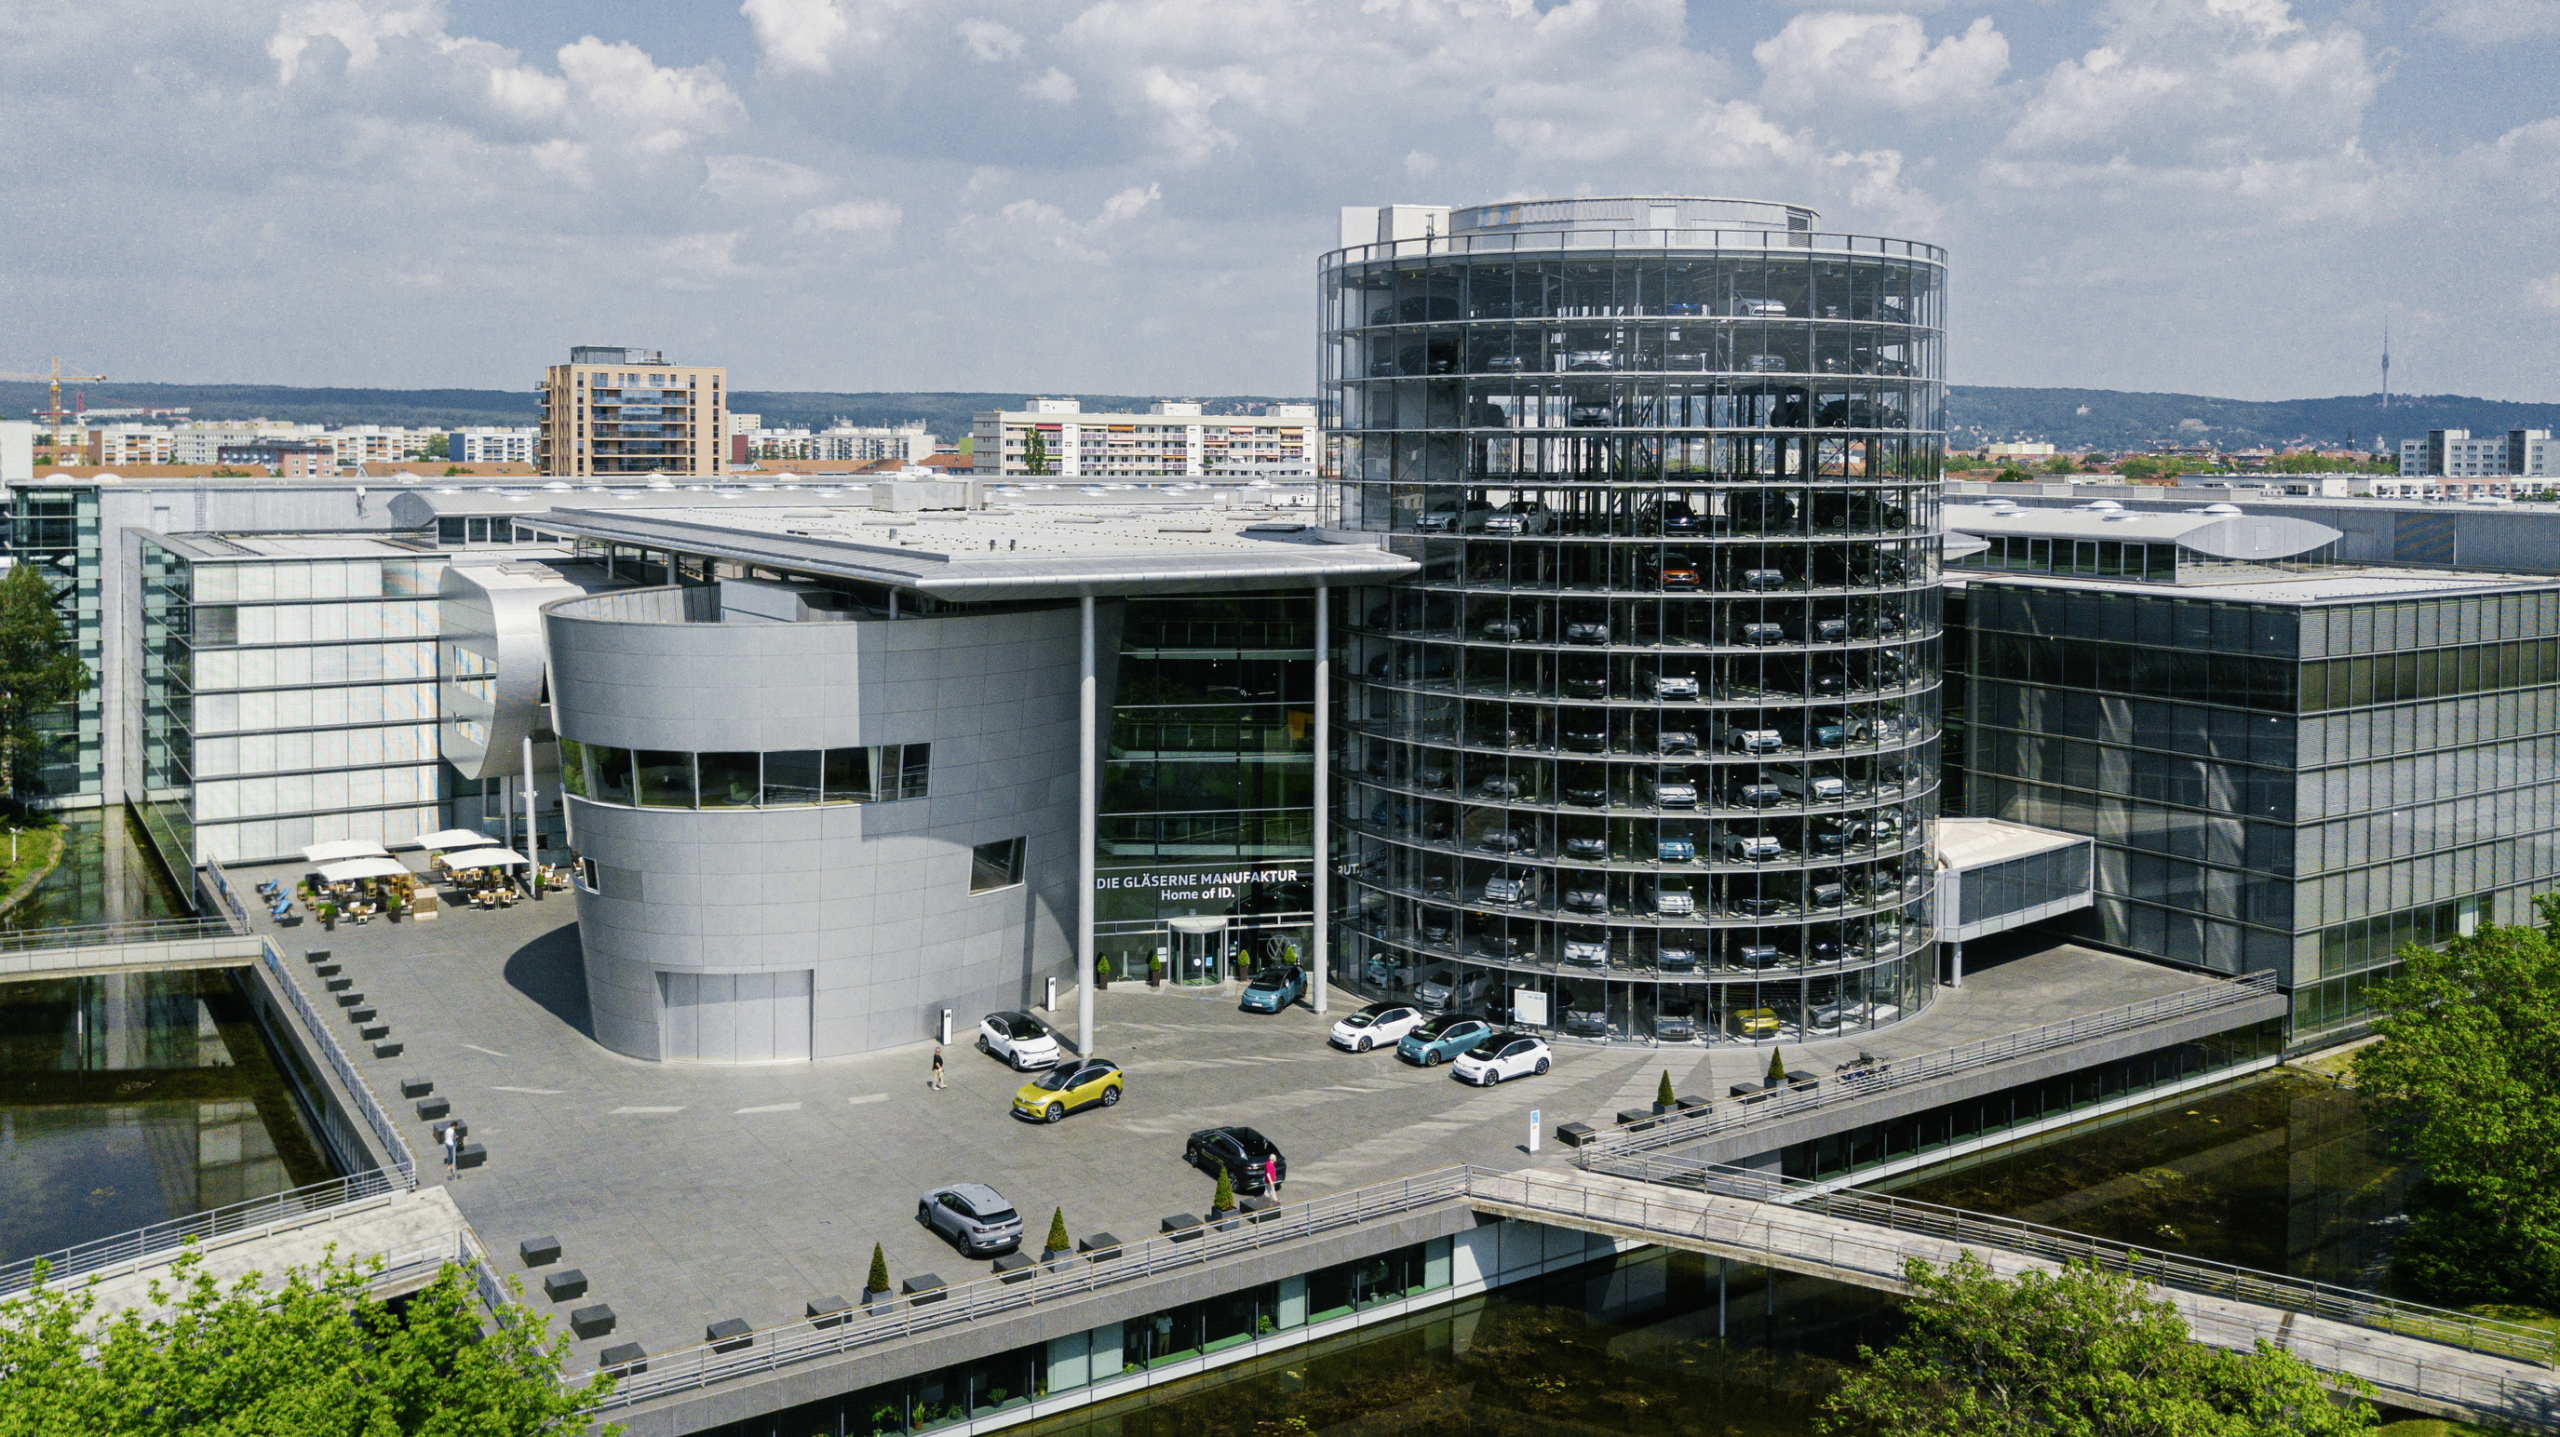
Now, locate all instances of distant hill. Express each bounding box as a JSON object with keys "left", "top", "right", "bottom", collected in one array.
[
  {"left": 1946, "top": 387, "right": 2560, "bottom": 455},
  {"left": 7, "top": 379, "right": 2551, "bottom": 452}
]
